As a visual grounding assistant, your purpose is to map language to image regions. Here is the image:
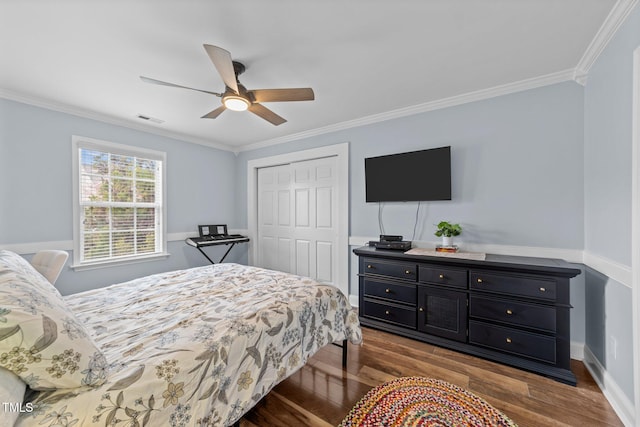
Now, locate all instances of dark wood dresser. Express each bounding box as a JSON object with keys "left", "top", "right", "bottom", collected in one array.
[{"left": 353, "top": 246, "right": 581, "bottom": 385}]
